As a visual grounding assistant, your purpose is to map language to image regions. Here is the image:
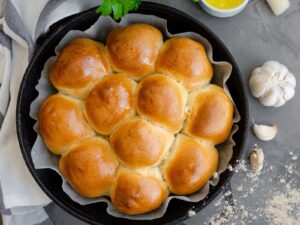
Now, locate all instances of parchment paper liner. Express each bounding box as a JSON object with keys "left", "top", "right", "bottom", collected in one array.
[{"left": 29, "top": 14, "right": 240, "bottom": 220}]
